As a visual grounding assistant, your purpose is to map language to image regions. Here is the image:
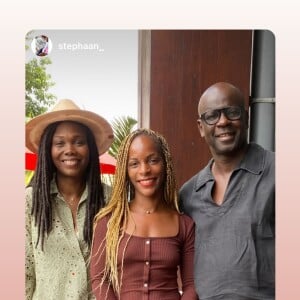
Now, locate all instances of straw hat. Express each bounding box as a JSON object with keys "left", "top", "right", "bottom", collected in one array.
[{"left": 26, "top": 99, "right": 114, "bottom": 155}]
